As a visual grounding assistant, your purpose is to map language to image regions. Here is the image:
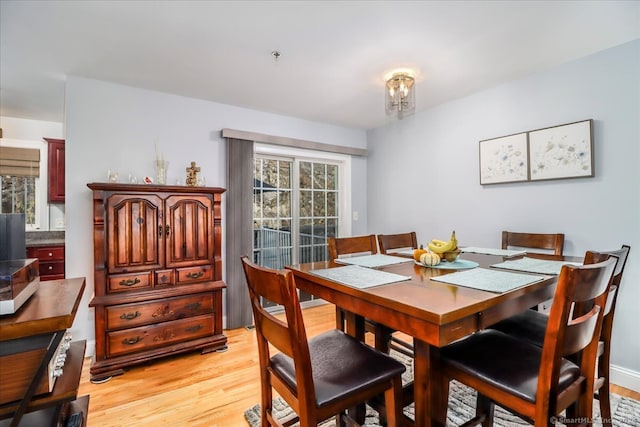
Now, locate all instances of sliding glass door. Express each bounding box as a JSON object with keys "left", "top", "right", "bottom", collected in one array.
[{"left": 253, "top": 150, "right": 345, "bottom": 308}]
